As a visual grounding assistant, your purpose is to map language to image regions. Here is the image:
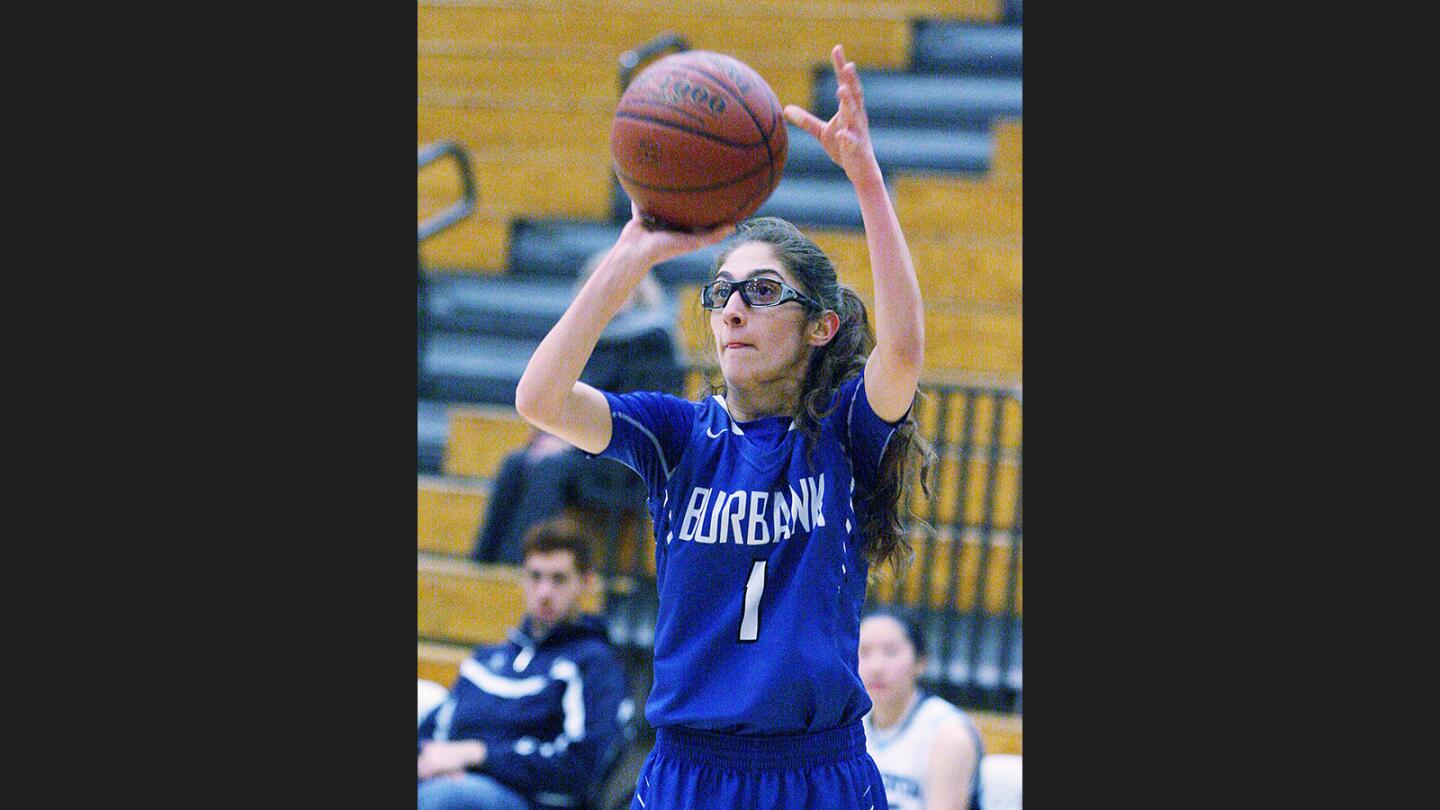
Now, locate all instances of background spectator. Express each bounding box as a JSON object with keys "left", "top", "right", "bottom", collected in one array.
[
  {"left": 861, "top": 609, "right": 984, "bottom": 810},
  {"left": 420, "top": 517, "right": 630, "bottom": 810}
]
